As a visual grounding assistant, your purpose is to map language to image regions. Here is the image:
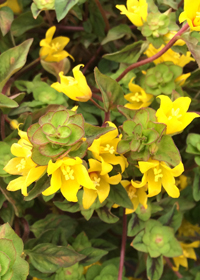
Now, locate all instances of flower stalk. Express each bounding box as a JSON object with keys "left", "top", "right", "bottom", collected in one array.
[{"left": 118, "top": 208, "right": 127, "bottom": 280}]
